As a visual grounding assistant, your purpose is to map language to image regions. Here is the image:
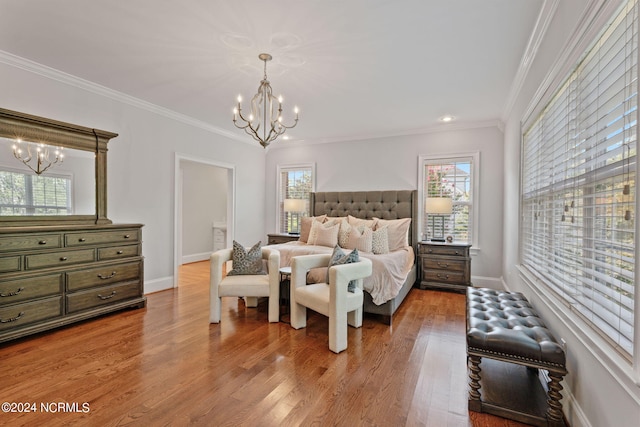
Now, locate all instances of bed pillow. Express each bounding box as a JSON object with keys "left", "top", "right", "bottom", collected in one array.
[
  {"left": 374, "top": 218, "right": 411, "bottom": 251},
  {"left": 337, "top": 218, "right": 351, "bottom": 247},
  {"left": 345, "top": 225, "right": 373, "bottom": 253},
  {"left": 300, "top": 215, "right": 327, "bottom": 243},
  {"left": 327, "top": 245, "right": 360, "bottom": 292},
  {"left": 227, "top": 240, "right": 266, "bottom": 275},
  {"left": 347, "top": 215, "right": 377, "bottom": 229},
  {"left": 308, "top": 221, "right": 340, "bottom": 247},
  {"left": 372, "top": 225, "right": 390, "bottom": 254}
]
